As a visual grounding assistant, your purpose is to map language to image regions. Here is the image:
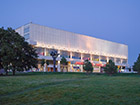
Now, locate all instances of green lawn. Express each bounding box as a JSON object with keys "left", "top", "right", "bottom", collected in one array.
[{"left": 0, "top": 72, "right": 140, "bottom": 105}]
